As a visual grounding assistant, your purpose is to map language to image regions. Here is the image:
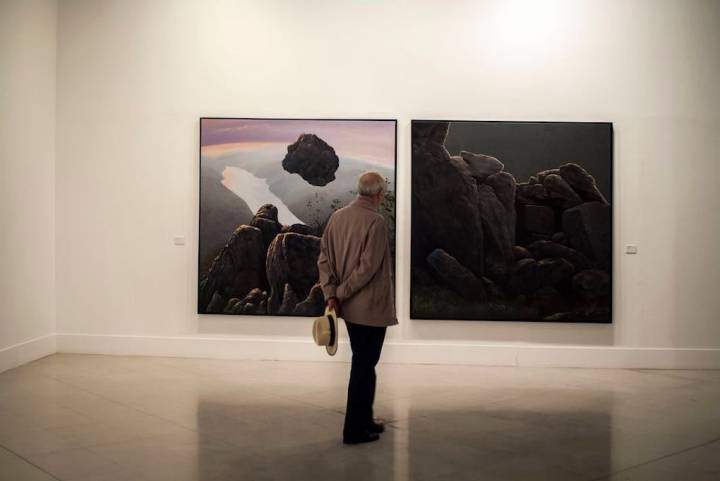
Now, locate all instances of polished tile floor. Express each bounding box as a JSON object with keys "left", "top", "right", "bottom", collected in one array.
[{"left": 0, "top": 354, "right": 719, "bottom": 481}]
